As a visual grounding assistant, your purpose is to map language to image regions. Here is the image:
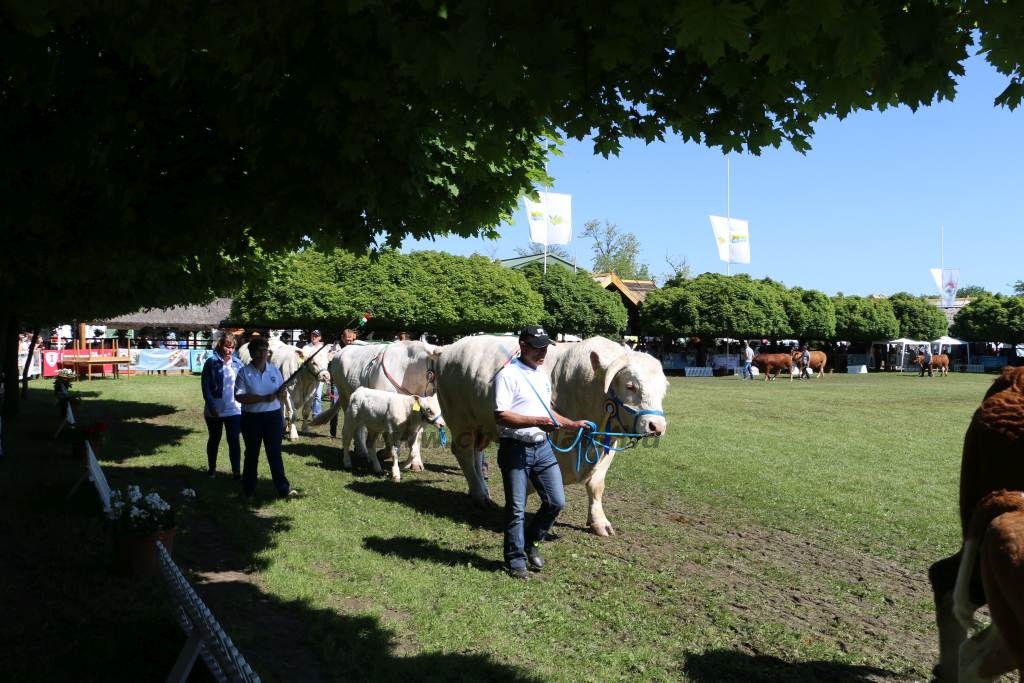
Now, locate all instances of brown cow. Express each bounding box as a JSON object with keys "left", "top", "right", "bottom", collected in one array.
[
  {"left": 928, "top": 367, "right": 1024, "bottom": 681},
  {"left": 791, "top": 349, "right": 827, "bottom": 379},
  {"left": 915, "top": 353, "right": 950, "bottom": 377},
  {"left": 953, "top": 490, "right": 1024, "bottom": 680},
  {"left": 751, "top": 353, "right": 794, "bottom": 382}
]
